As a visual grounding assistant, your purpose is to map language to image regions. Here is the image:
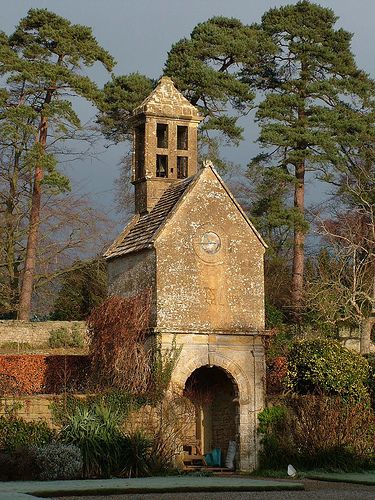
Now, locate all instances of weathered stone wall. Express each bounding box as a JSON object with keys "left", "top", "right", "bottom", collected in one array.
[
  {"left": 339, "top": 325, "right": 375, "bottom": 354},
  {"left": 107, "top": 249, "right": 157, "bottom": 325},
  {"left": 211, "top": 383, "right": 238, "bottom": 462},
  {"left": 0, "top": 395, "right": 56, "bottom": 424},
  {"left": 0, "top": 395, "right": 197, "bottom": 448},
  {"left": 0, "top": 321, "right": 87, "bottom": 346},
  {"left": 155, "top": 167, "right": 265, "bottom": 333},
  {"left": 191, "top": 366, "right": 238, "bottom": 462}
]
